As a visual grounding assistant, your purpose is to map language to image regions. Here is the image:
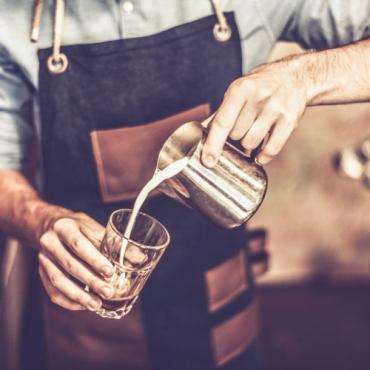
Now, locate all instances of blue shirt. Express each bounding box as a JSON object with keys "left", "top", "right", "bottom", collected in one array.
[{"left": 1, "top": 0, "right": 370, "bottom": 170}]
